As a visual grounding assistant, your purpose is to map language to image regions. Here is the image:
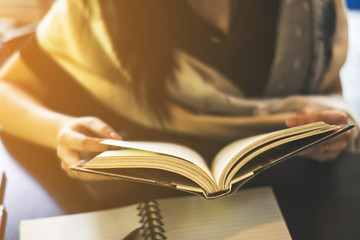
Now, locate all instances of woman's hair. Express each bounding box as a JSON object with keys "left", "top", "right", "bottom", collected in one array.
[{"left": 100, "top": 0, "right": 189, "bottom": 121}]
